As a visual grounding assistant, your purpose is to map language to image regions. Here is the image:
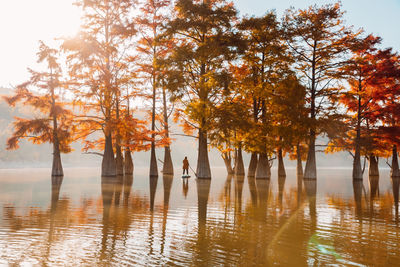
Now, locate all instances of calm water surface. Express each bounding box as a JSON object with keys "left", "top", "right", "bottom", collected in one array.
[{"left": 0, "top": 167, "right": 399, "bottom": 266}]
